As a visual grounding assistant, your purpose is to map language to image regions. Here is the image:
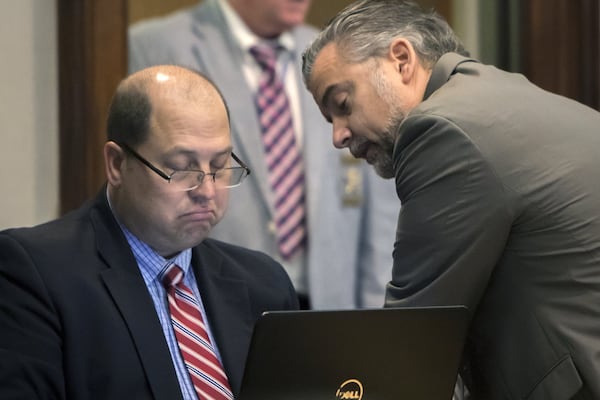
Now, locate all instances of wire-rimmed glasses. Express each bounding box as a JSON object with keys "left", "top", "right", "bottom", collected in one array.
[{"left": 118, "top": 142, "right": 251, "bottom": 191}]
